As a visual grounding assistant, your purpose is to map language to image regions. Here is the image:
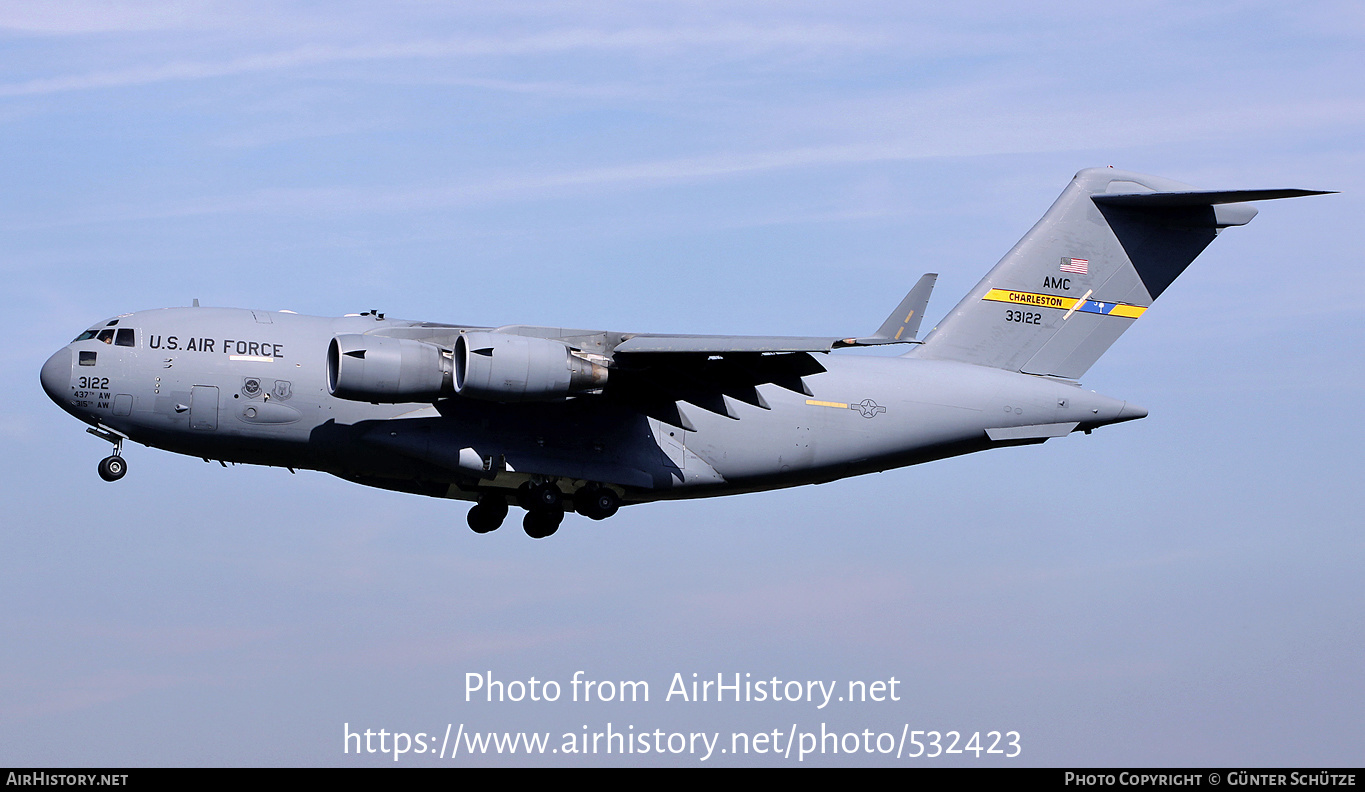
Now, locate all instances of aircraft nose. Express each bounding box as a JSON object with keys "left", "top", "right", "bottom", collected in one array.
[{"left": 40, "top": 347, "right": 71, "bottom": 405}]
